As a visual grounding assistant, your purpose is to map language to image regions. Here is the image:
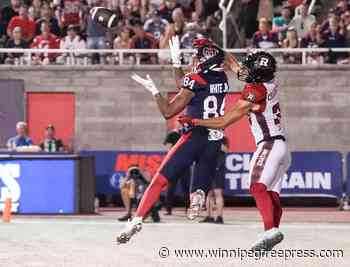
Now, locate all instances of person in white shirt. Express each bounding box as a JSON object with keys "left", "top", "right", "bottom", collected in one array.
[
  {"left": 57, "top": 24, "right": 86, "bottom": 64},
  {"left": 289, "top": 3, "right": 316, "bottom": 39}
]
